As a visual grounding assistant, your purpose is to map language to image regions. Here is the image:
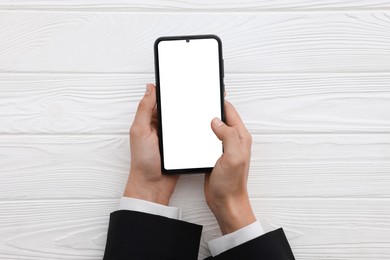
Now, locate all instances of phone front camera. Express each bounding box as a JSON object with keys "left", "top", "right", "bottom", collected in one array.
[{"left": 186, "top": 39, "right": 190, "bottom": 43}]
